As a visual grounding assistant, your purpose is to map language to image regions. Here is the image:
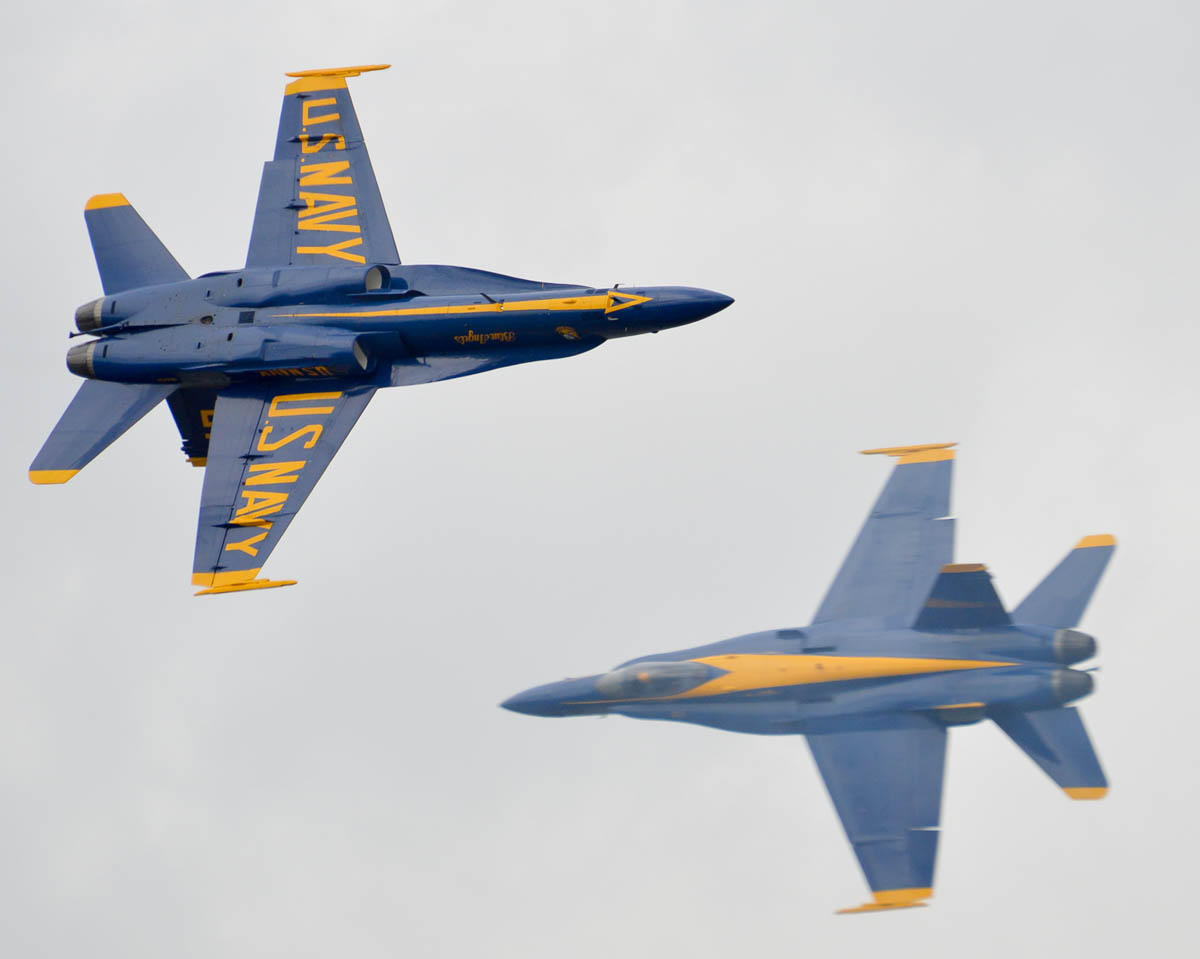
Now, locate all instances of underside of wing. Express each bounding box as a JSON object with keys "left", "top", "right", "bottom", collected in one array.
[
  {"left": 813, "top": 444, "right": 956, "bottom": 627},
  {"left": 191, "top": 380, "right": 375, "bottom": 593},
  {"left": 806, "top": 713, "right": 947, "bottom": 913},
  {"left": 246, "top": 65, "right": 399, "bottom": 270}
]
